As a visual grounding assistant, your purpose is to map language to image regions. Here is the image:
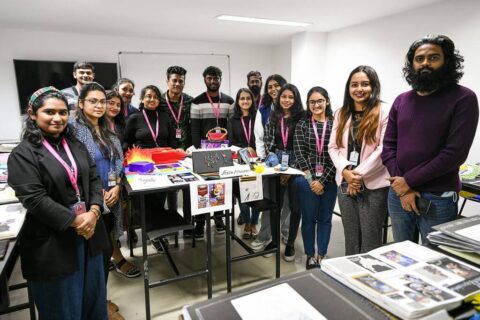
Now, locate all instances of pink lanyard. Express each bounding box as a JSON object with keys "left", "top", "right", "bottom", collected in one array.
[
  {"left": 258, "top": 96, "right": 263, "bottom": 108},
  {"left": 280, "top": 116, "right": 289, "bottom": 150},
  {"left": 42, "top": 138, "right": 81, "bottom": 200},
  {"left": 240, "top": 117, "right": 252, "bottom": 145},
  {"left": 165, "top": 94, "right": 183, "bottom": 127},
  {"left": 311, "top": 117, "right": 327, "bottom": 157},
  {"left": 206, "top": 92, "right": 222, "bottom": 124},
  {"left": 109, "top": 120, "right": 115, "bottom": 132},
  {"left": 124, "top": 106, "right": 128, "bottom": 117},
  {"left": 142, "top": 109, "right": 159, "bottom": 146}
]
